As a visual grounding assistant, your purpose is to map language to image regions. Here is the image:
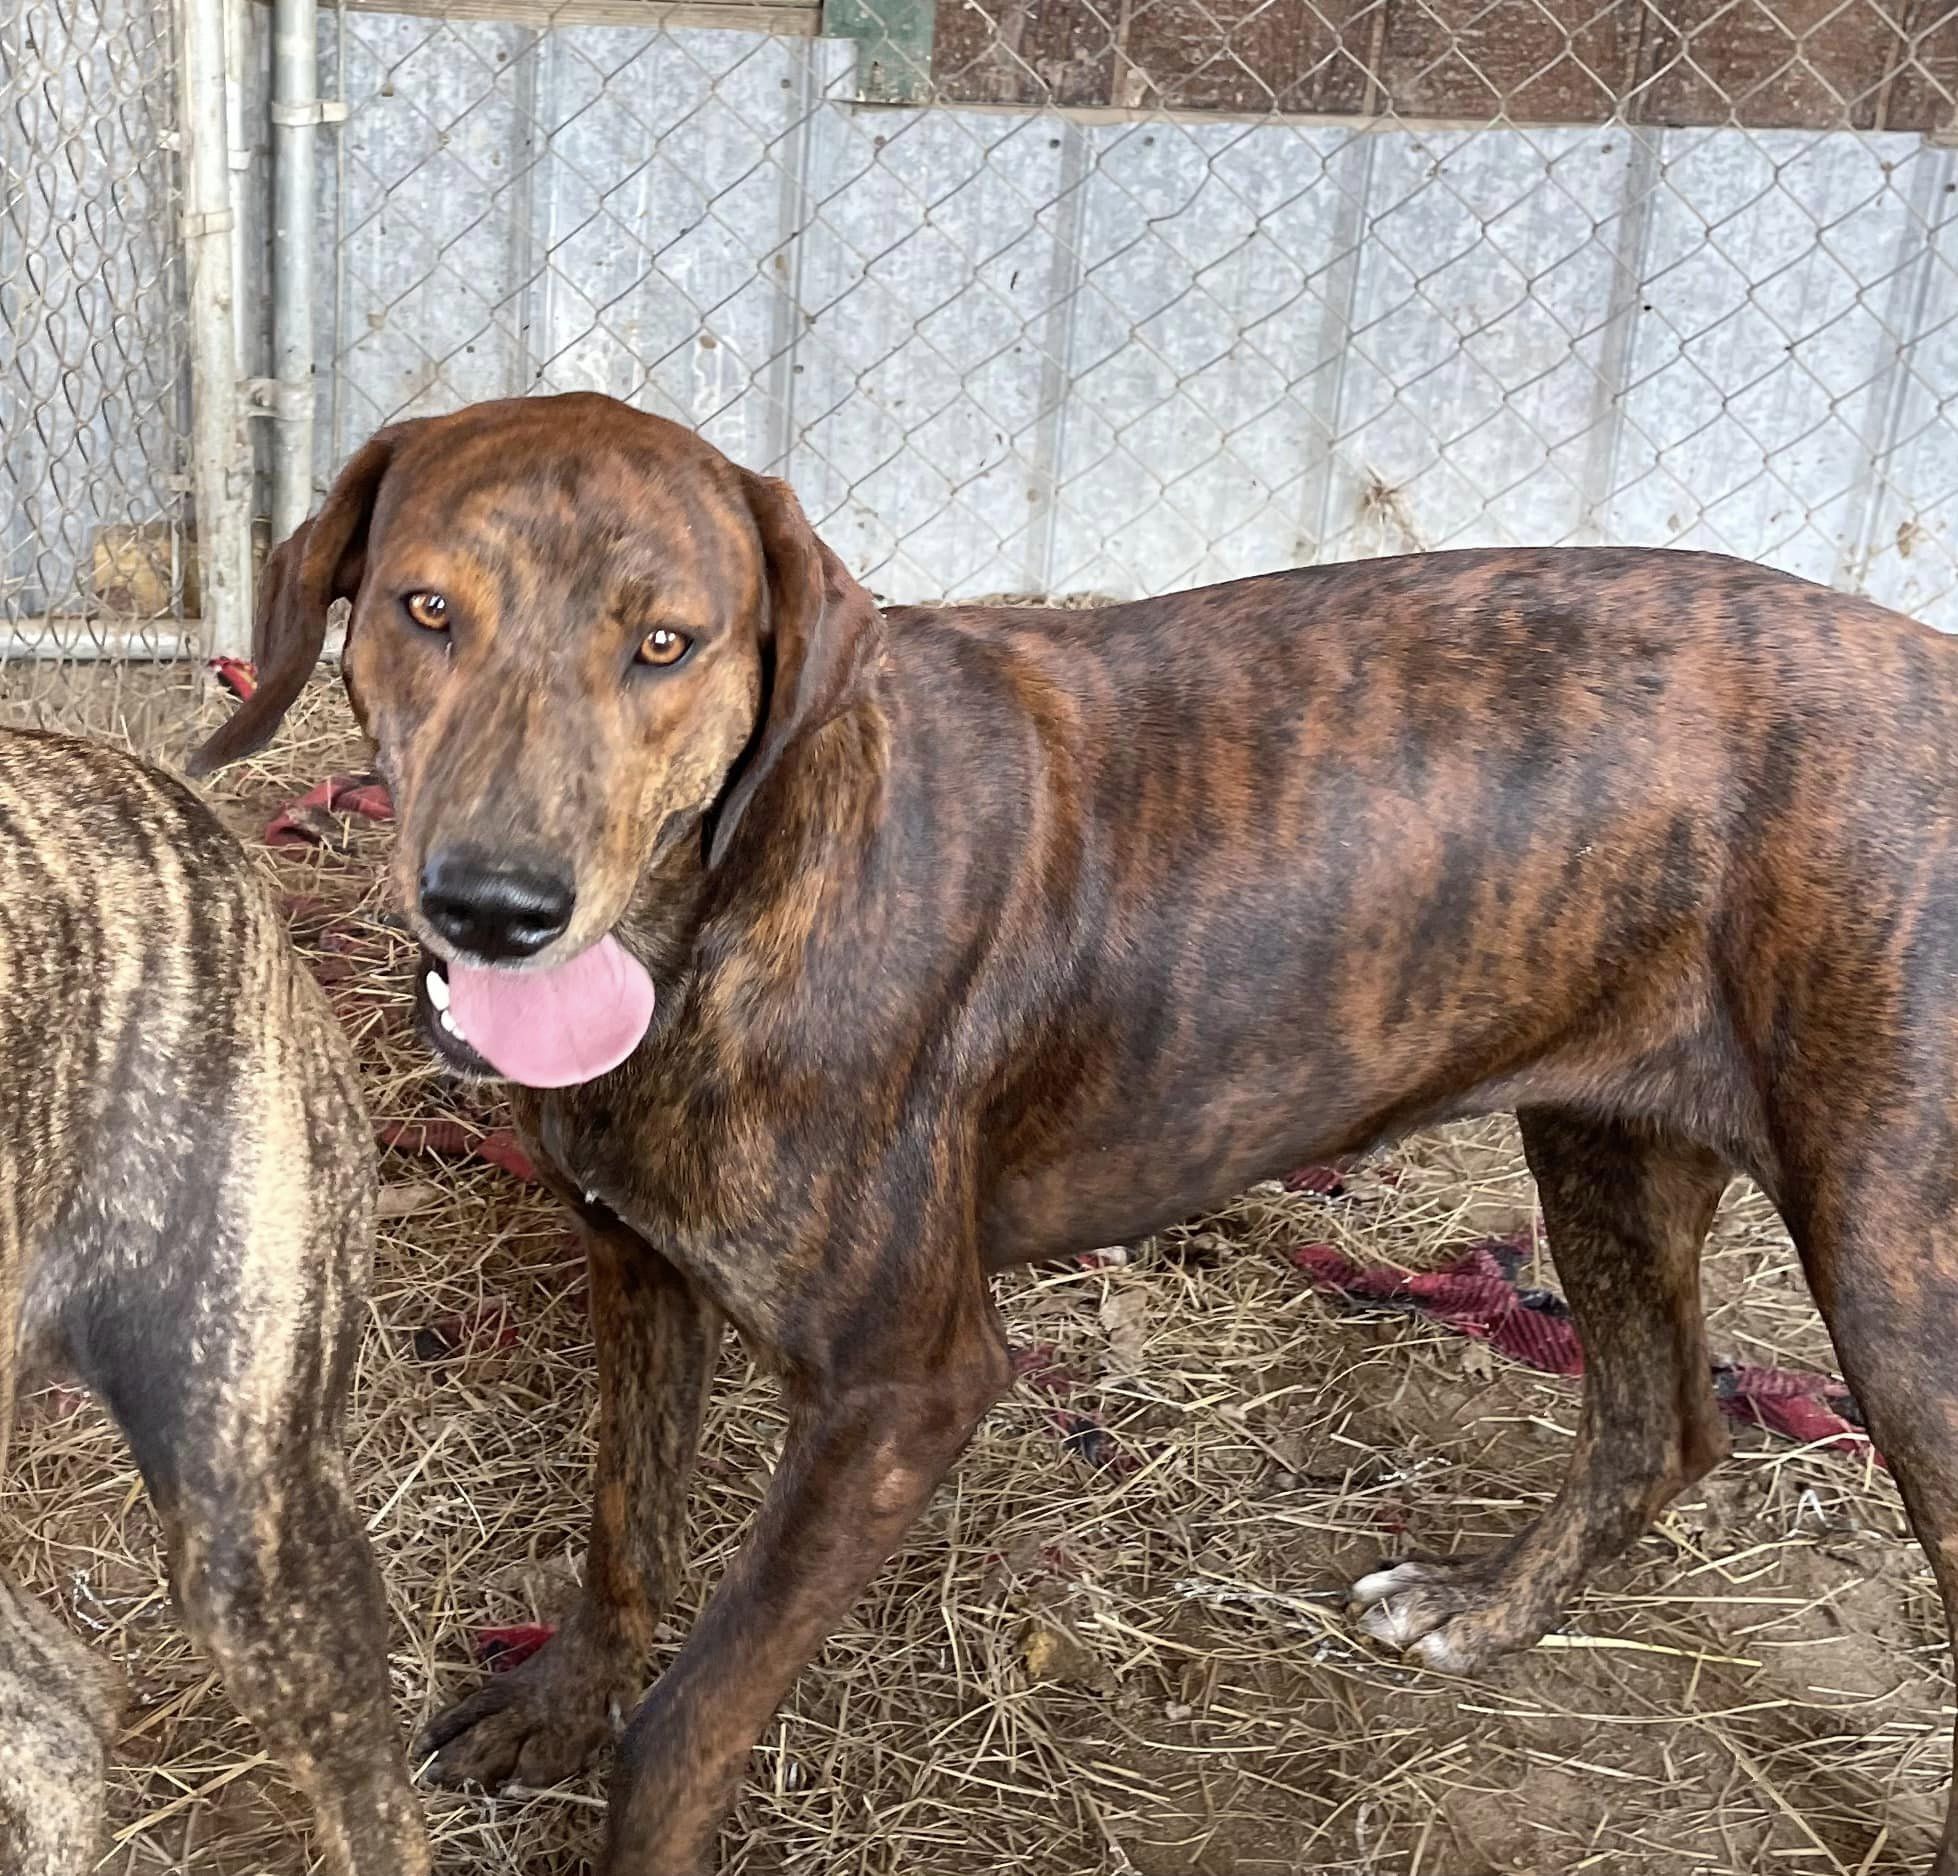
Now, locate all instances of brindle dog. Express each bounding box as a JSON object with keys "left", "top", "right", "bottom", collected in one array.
[
  {"left": 0, "top": 730, "right": 428, "bottom": 1875},
  {"left": 193, "top": 390, "right": 1958, "bottom": 1874}
]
